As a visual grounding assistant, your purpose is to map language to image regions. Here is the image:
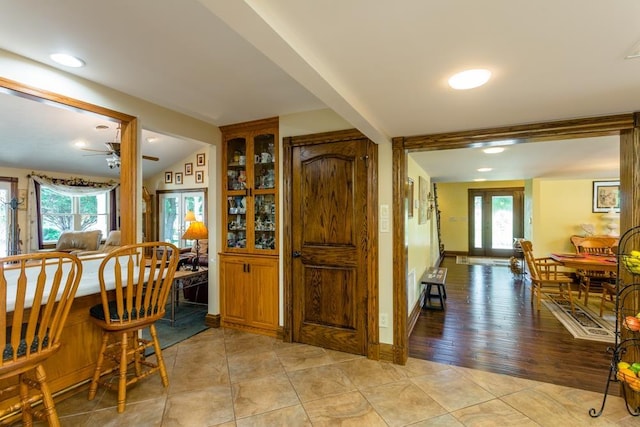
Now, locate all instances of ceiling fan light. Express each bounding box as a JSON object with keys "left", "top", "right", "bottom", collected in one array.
[
  {"left": 106, "top": 154, "right": 120, "bottom": 169},
  {"left": 50, "top": 53, "right": 85, "bottom": 68},
  {"left": 448, "top": 69, "right": 491, "bottom": 90}
]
